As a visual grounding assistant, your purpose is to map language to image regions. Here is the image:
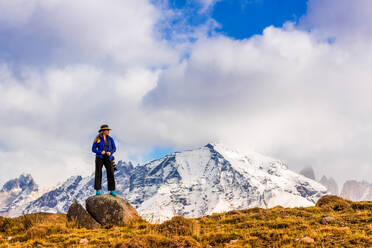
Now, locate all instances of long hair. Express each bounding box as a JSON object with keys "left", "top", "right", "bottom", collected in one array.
[{"left": 94, "top": 131, "right": 104, "bottom": 143}]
